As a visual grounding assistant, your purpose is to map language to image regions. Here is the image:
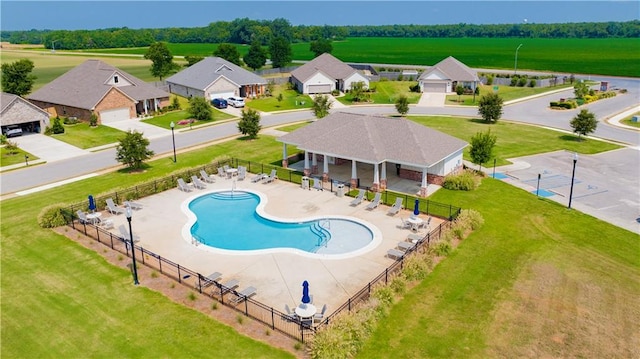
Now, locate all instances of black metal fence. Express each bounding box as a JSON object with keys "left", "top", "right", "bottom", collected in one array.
[{"left": 62, "top": 158, "right": 461, "bottom": 342}]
